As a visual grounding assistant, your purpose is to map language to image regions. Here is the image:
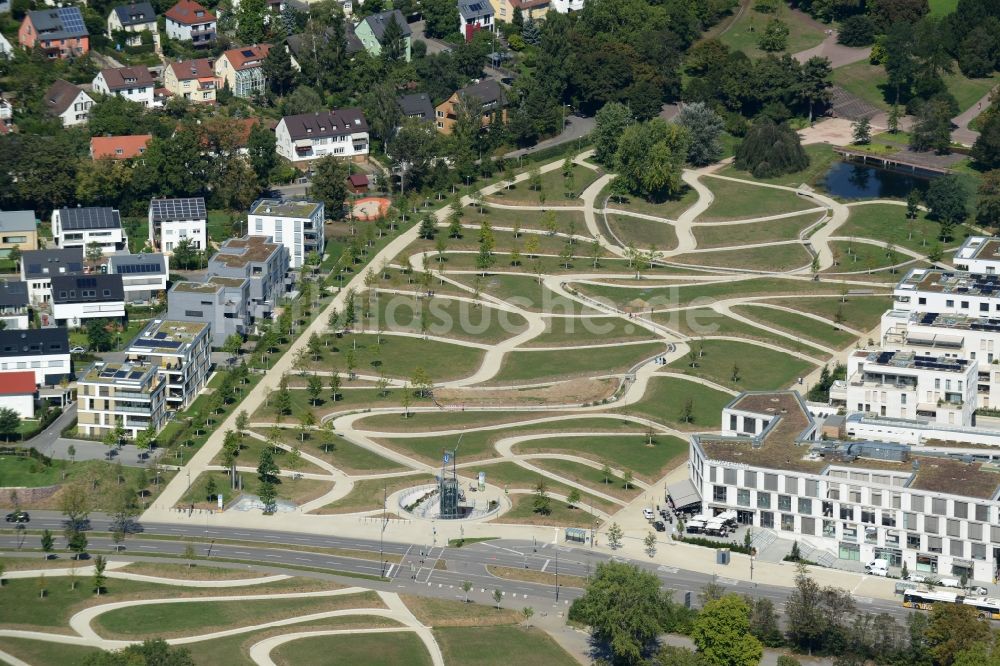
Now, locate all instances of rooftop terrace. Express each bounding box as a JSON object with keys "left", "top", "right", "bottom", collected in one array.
[
  {"left": 249, "top": 198, "right": 321, "bottom": 219},
  {"left": 172, "top": 281, "right": 220, "bottom": 294},
  {"left": 896, "top": 268, "right": 1000, "bottom": 298},
  {"left": 81, "top": 361, "right": 156, "bottom": 386},
  {"left": 954, "top": 237, "right": 1000, "bottom": 264},
  {"left": 212, "top": 235, "right": 281, "bottom": 268},
  {"left": 128, "top": 318, "right": 207, "bottom": 354}
]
